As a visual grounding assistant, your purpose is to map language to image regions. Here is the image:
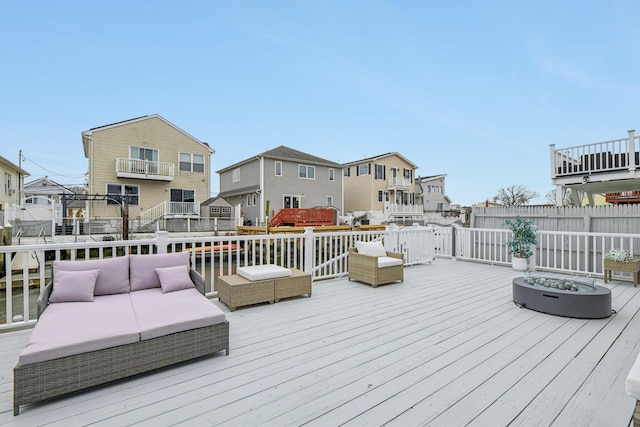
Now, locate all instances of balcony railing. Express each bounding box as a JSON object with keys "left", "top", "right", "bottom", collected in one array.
[
  {"left": 550, "top": 130, "right": 640, "bottom": 178},
  {"left": 116, "top": 158, "right": 174, "bottom": 181},
  {"left": 388, "top": 177, "right": 412, "bottom": 190}
]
